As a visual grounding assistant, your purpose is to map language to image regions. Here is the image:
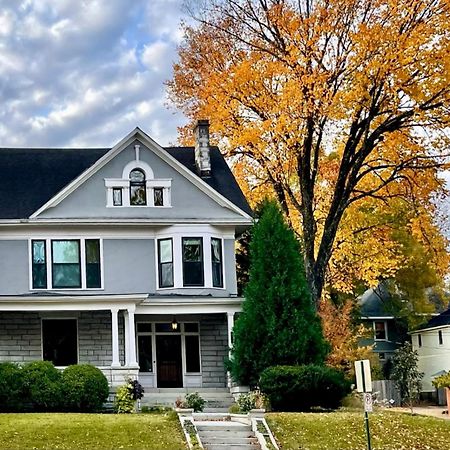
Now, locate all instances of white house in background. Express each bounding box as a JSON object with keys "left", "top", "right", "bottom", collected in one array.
[{"left": 411, "top": 307, "right": 450, "bottom": 396}]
